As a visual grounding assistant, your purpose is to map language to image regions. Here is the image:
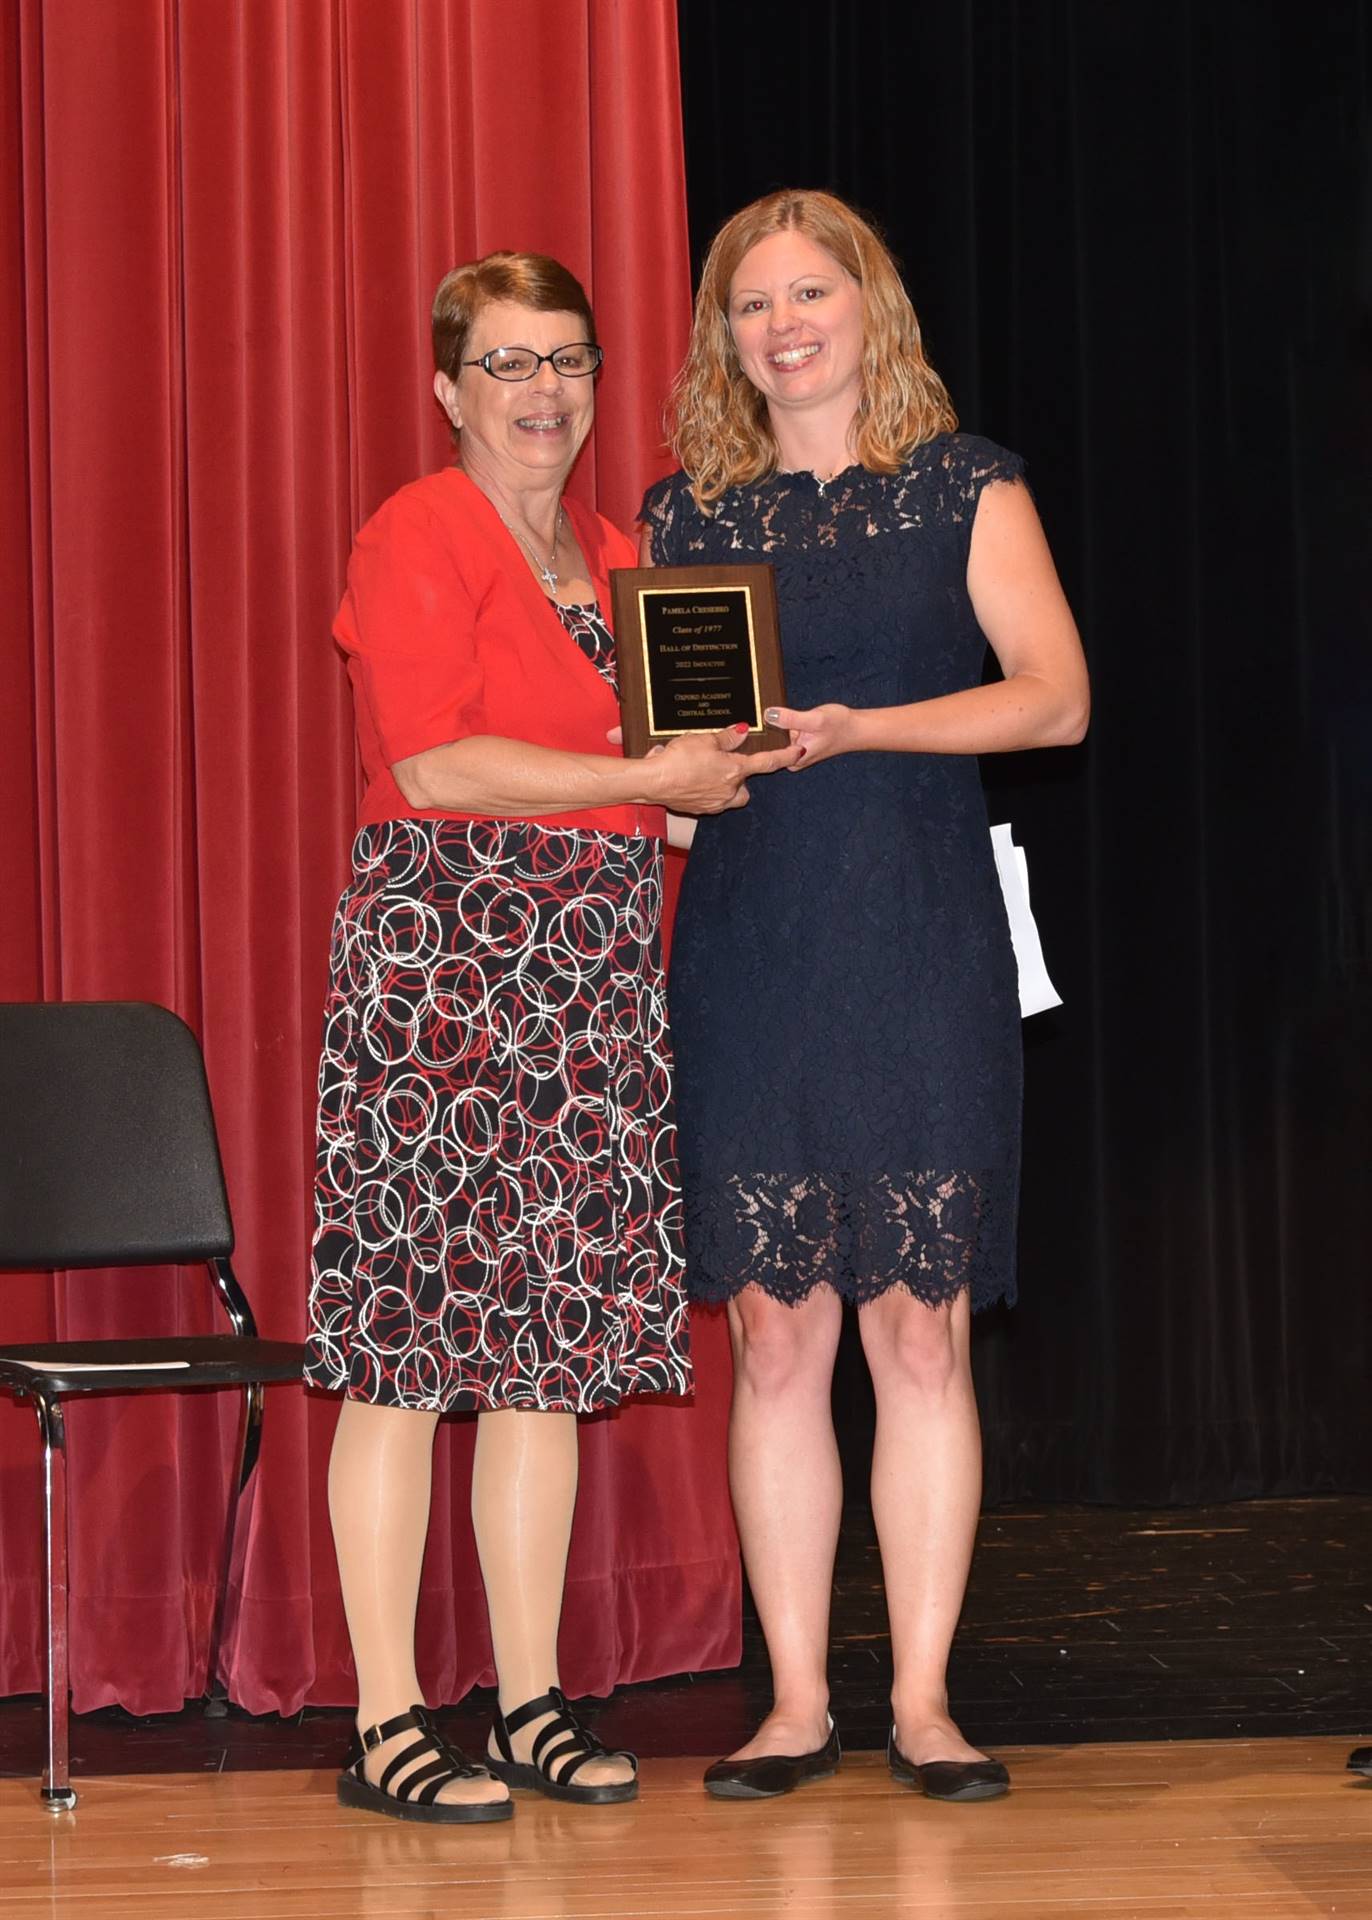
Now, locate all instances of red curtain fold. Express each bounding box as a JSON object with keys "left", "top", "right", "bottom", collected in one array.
[{"left": 0, "top": 0, "right": 738, "bottom": 1716}]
